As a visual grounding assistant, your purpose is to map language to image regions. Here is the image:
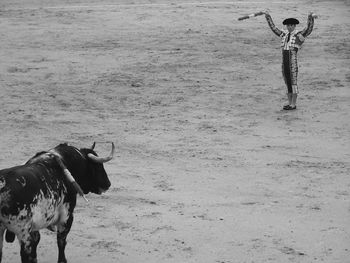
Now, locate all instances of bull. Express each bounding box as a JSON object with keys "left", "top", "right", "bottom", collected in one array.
[{"left": 0, "top": 142, "right": 114, "bottom": 263}]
